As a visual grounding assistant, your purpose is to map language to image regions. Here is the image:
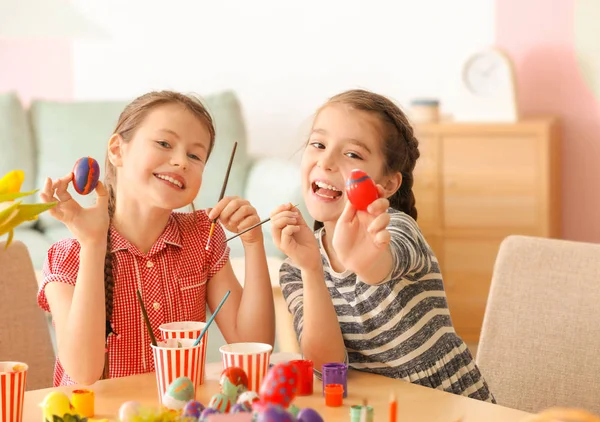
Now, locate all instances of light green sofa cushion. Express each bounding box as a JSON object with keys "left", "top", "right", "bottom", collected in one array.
[{"left": 0, "top": 92, "right": 37, "bottom": 202}]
